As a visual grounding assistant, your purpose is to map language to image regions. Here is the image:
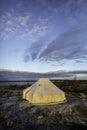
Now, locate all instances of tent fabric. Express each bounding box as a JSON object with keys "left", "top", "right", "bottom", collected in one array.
[{"left": 23, "top": 78, "right": 66, "bottom": 105}]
